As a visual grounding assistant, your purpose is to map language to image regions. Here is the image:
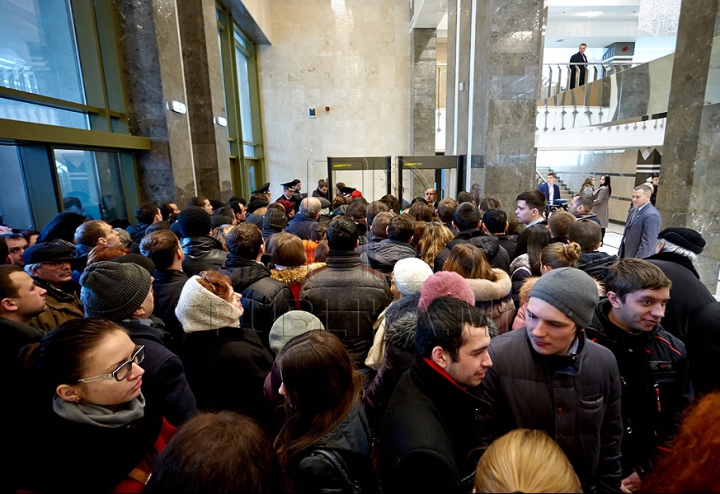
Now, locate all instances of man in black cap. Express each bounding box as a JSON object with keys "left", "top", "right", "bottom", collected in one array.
[
  {"left": 277, "top": 181, "right": 302, "bottom": 213},
  {"left": 312, "top": 179, "right": 329, "bottom": 200},
  {"left": 262, "top": 208, "right": 287, "bottom": 242},
  {"left": 645, "top": 227, "right": 715, "bottom": 342},
  {"left": 22, "top": 243, "right": 84, "bottom": 331},
  {"left": 176, "top": 206, "right": 228, "bottom": 276},
  {"left": 339, "top": 186, "right": 356, "bottom": 197},
  {"left": 253, "top": 183, "right": 272, "bottom": 203}
]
